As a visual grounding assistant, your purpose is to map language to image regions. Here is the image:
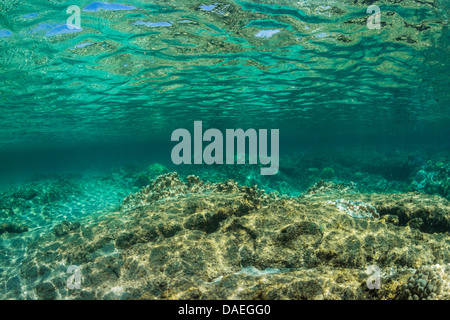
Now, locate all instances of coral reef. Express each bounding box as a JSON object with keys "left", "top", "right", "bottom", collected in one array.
[
  {"left": 1, "top": 172, "right": 449, "bottom": 300},
  {"left": 396, "top": 265, "right": 450, "bottom": 300},
  {"left": 327, "top": 199, "right": 379, "bottom": 219},
  {"left": 412, "top": 160, "right": 450, "bottom": 200},
  {"left": 305, "top": 180, "right": 358, "bottom": 196}
]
